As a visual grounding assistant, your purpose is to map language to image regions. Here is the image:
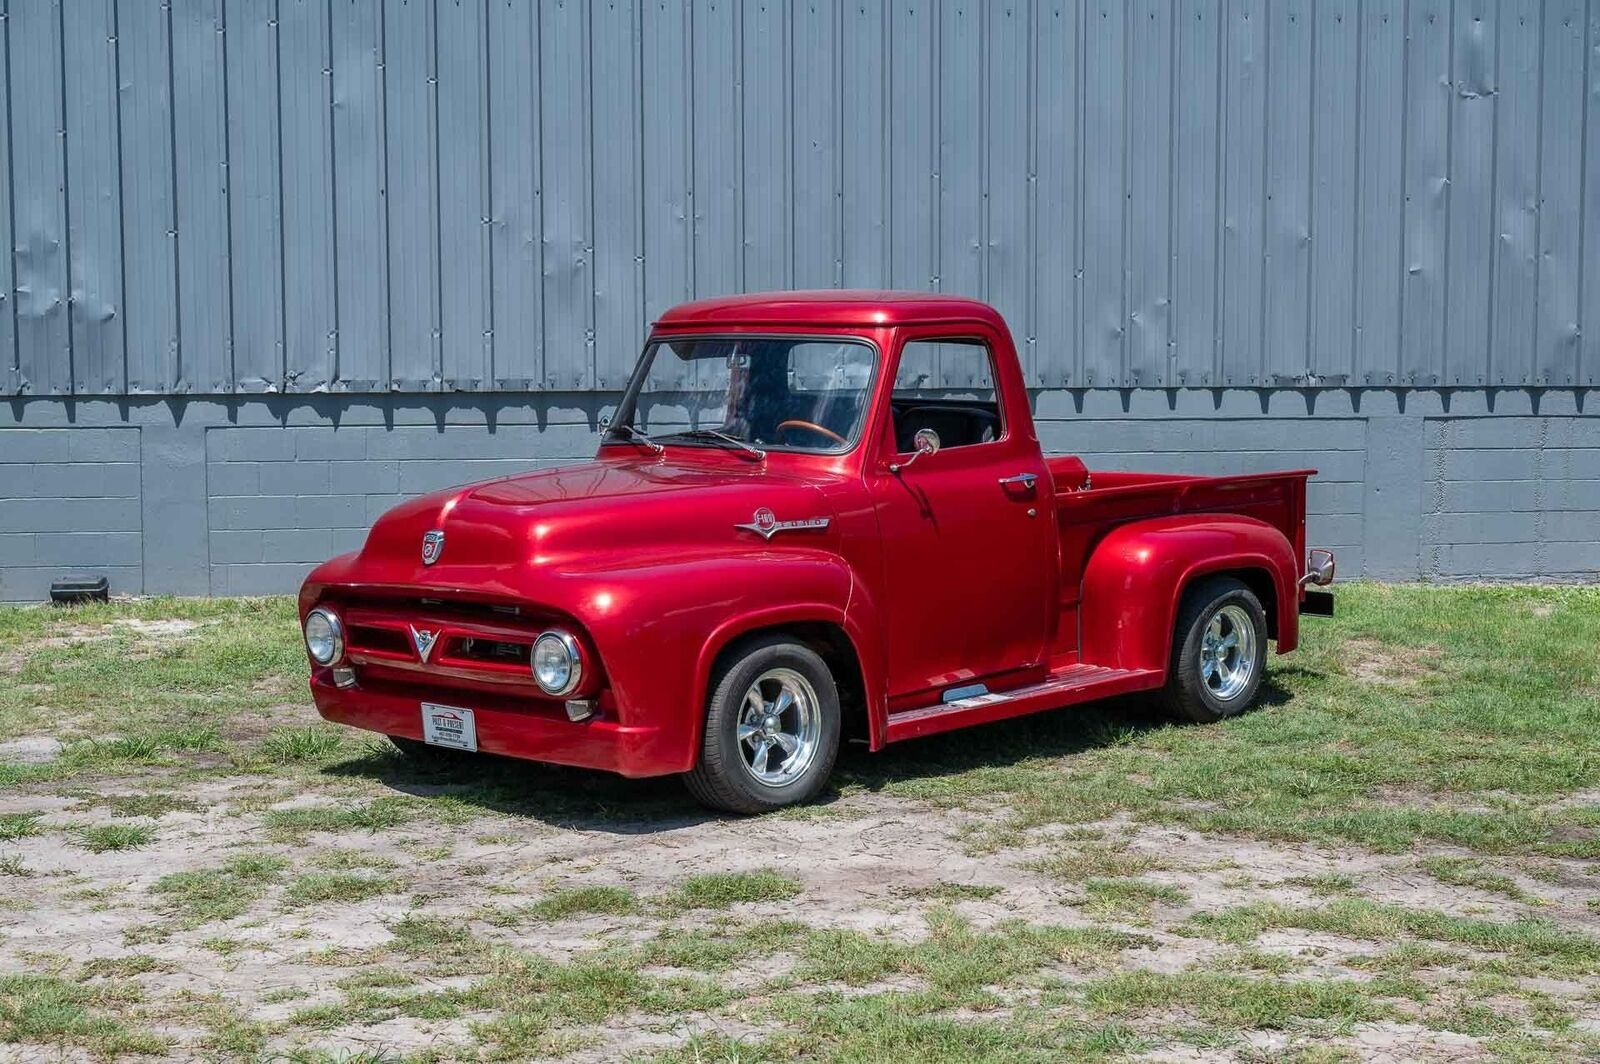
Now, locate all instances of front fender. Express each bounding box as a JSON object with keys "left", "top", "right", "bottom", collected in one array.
[
  {"left": 578, "top": 549, "right": 877, "bottom": 774},
  {"left": 1078, "top": 515, "right": 1300, "bottom": 677}
]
